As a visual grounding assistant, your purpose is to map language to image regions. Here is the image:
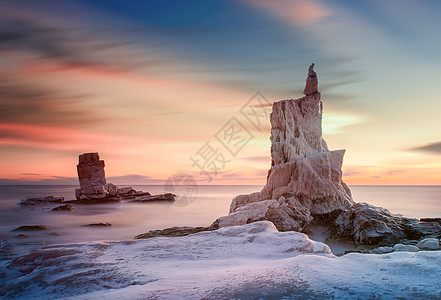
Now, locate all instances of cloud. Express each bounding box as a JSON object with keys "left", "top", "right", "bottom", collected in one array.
[
  {"left": 243, "top": 0, "right": 331, "bottom": 26},
  {"left": 0, "top": 177, "right": 78, "bottom": 186},
  {"left": 241, "top": 156, "right": 271, "bottom": 164},
  {"left": 107, "top": 174, "right": 165, "bottom": 185},
  {"left": 0, "top": 11, "right": 144, "bottom": 74},
  {"left": 0, "top": 78, "right": 105, "bottom": 127},
  {"left": 0, "top": 123, "right": 145, "bottom": 156},
  {"left": 410, "top": 142, "right": 441, "bottom": 154}
]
